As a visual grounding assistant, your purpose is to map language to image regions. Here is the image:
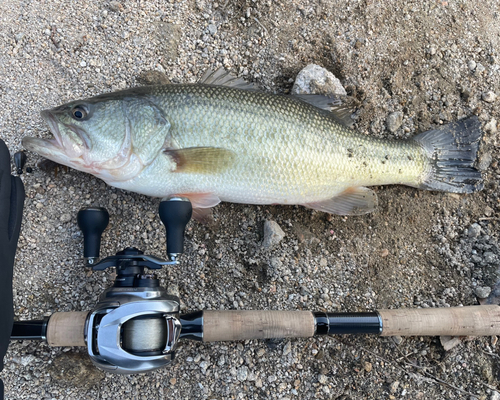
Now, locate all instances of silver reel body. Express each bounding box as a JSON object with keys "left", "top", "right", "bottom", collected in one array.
[{"left": 87, "top": 284, "right": 181, "bottom": 374}]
